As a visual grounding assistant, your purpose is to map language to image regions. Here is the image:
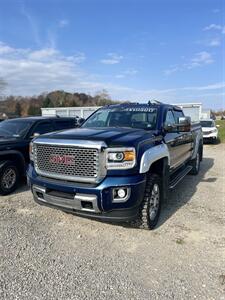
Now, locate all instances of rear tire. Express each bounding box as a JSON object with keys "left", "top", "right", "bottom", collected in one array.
[
  {"left": 0, "top": 161, "right": 19, "bottom": 195},
  {"left": 133, "top": 173, "right": 162, "bottom": 230},
  {"left": 189, "top": 150, "right": 200, "bottom": 175}
]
